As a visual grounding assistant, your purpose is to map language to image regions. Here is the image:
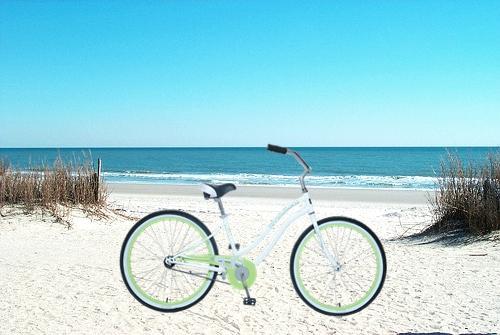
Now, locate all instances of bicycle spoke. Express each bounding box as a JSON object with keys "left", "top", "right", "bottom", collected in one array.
[
  {"left": 179, "top": 224, "right": 195, "bottom": 251},
  {"left": 134, "top": 263, "right": 163, "bottom": 276},
  {"left": 342, "top": 270, "right": 368, "bottom": 292},
  {"left": 340, "top": 227, "right": 353, "bottom": 261},
  {"left": 325, "top": 227, "right": 340, "bottom": 260},
  {"left": 144, "top": 268, "right": 165, "bottom": 293},
  {"left": 170, "top": 219, "right": 181, "bottom": 254},
  {"left": 135, "top": 240, "right": 163, "bottom": 259},
  {"left": 300, "top": 269, "right": 331, "bottom": 282},
  {"left": 304, "top": 243, "right": 326, "bottom": 259},
  {"left": 158, "top": 268, "right": 168, "bottom": 300},
  {"left": 342, "top": 246, "right": 373, "bottom": 265}
]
